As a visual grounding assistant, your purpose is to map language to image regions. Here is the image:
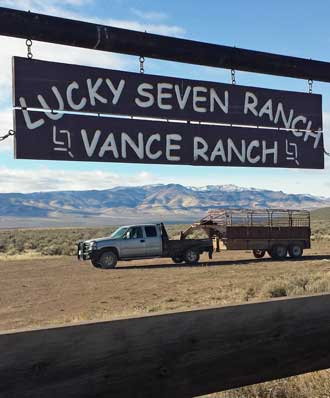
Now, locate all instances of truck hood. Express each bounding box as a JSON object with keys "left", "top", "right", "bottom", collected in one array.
[{"left": 85, "top": 237, "right": 118, "bottom": 244}]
